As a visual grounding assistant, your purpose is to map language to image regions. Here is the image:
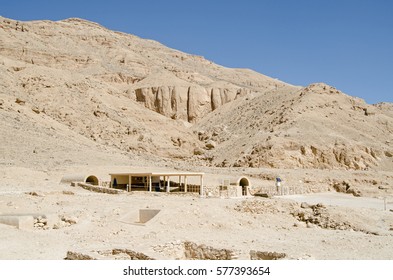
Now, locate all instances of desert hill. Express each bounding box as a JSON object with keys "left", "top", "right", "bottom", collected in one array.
[
  {"left": 194, "top": 83, "right": 393, "bottom": 170},
  {"left": 0, "top": 16, "right": 392, "bottom": 171},
  {"left": 0, "top": 16, "right": 289, "bottom": 164}
]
